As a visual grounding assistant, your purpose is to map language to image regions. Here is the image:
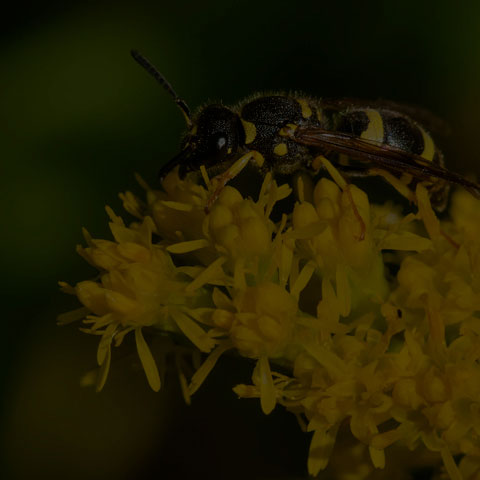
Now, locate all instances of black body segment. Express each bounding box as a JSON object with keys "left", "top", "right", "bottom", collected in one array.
[
  {"left": 381, "top": 113, "right": 425, "bottom": 156},
  {"left": 239, "top": 96, "right": 313, "bottom": 173},
  {"left": 241, "top": 96, "right": 303, "bottom": 126}
]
